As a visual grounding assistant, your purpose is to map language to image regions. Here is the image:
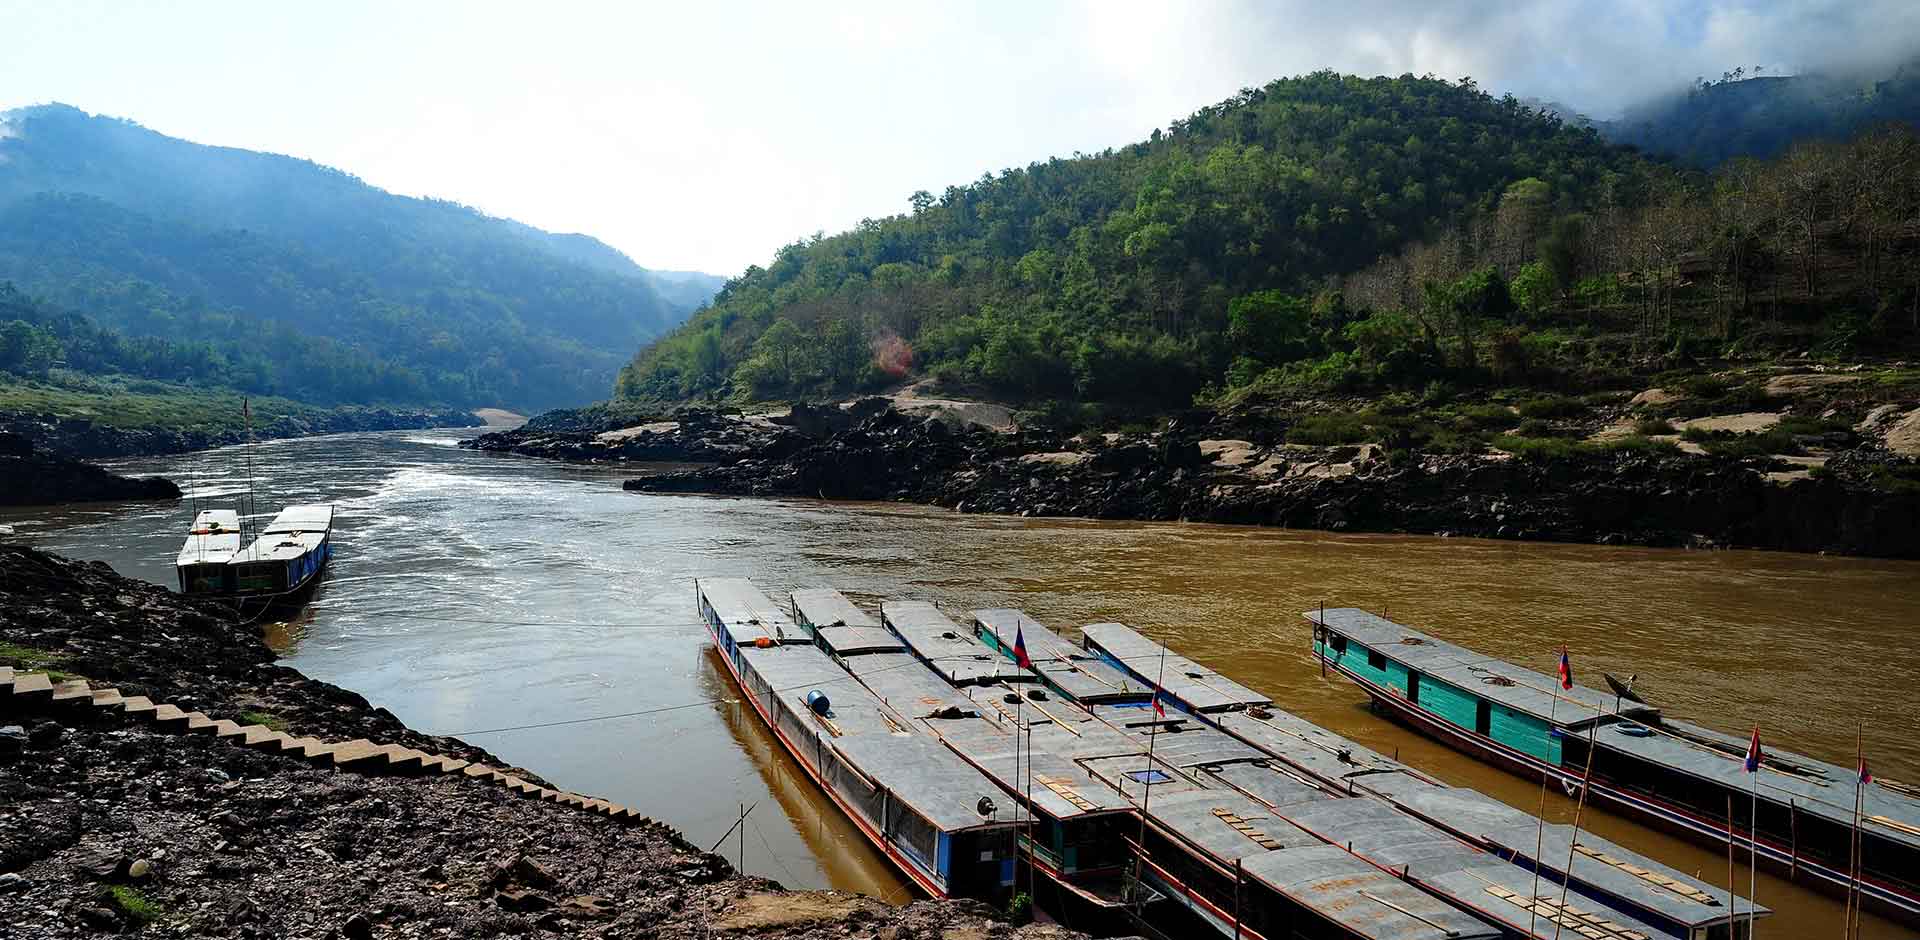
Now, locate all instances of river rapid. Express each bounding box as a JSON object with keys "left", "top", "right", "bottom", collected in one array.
[{"left": 6, "top": 428, "right": 1917, "bottom": 937}]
